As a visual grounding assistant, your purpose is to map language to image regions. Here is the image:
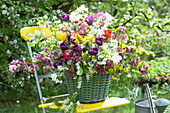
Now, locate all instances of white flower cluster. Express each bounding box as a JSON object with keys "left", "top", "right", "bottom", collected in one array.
[{"left": 69, "top": 5, "right": 88, "bottom": 22}]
